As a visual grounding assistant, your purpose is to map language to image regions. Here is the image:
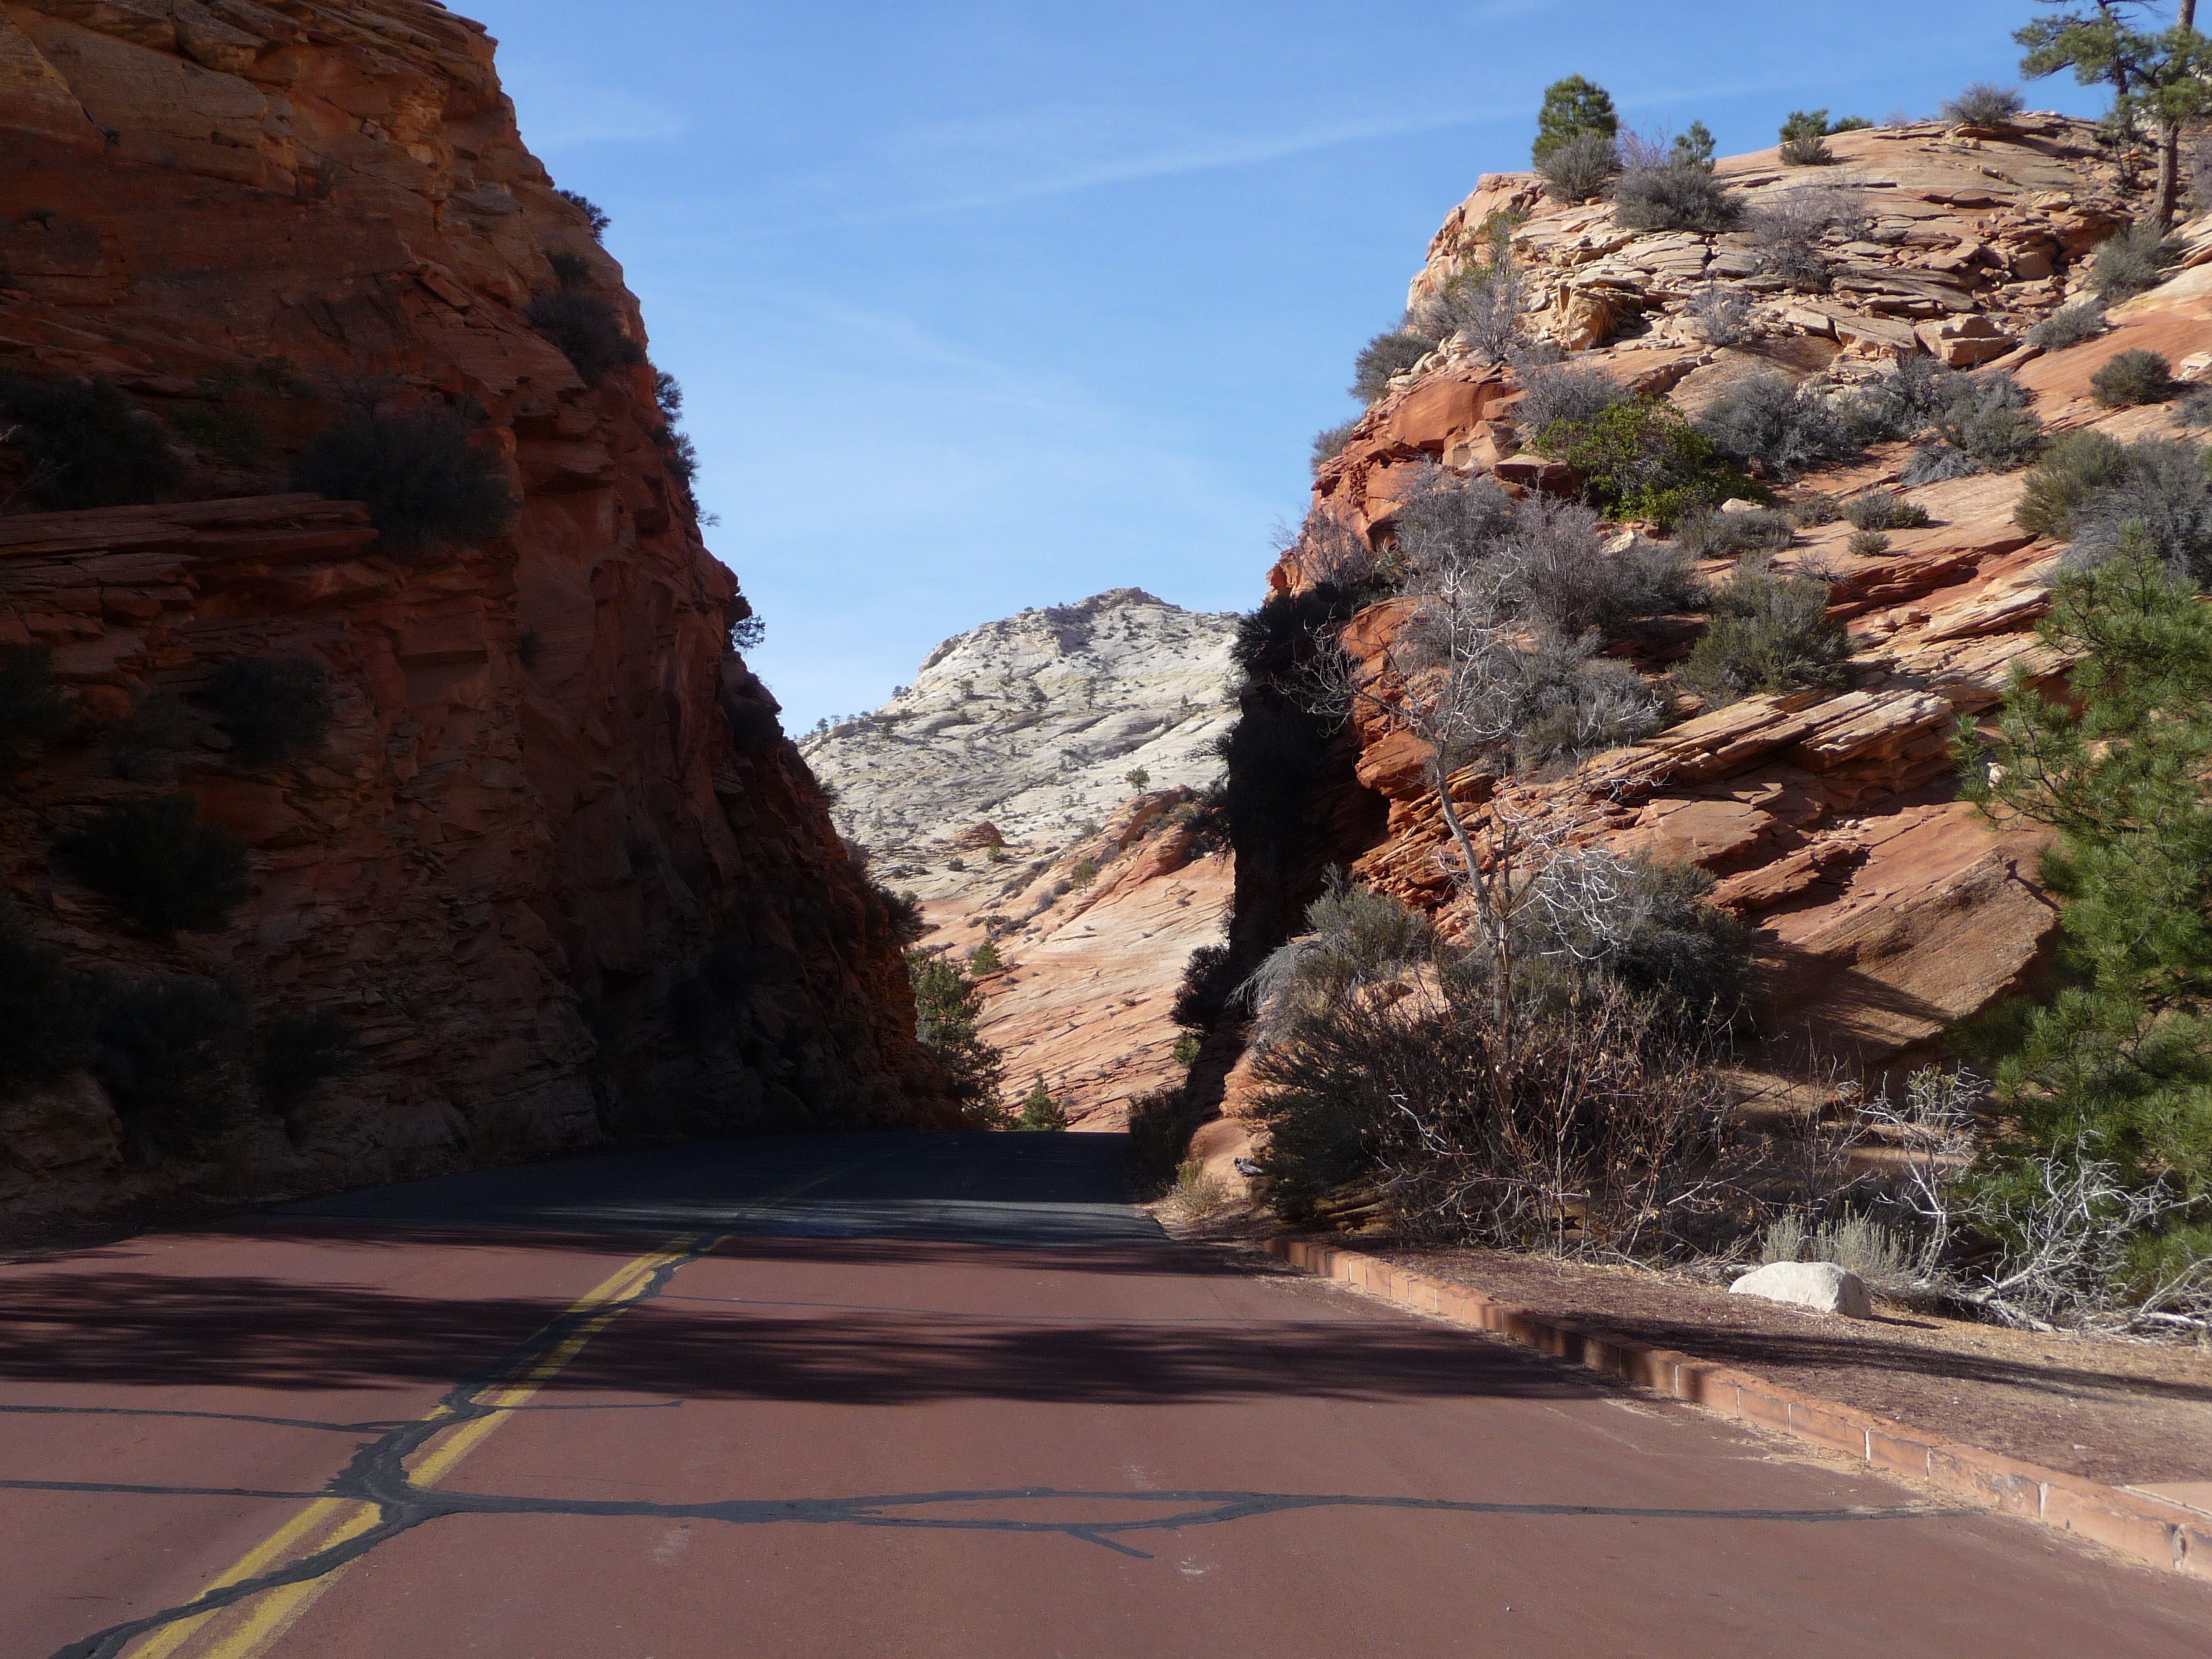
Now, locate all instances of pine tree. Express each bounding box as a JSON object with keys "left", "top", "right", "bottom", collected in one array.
[
  {"left": 906, "top": 947, "right": 1007, "bottom": 1126},
  {"left": 1960, "top": 536, "right": 2212, "bottom": 1273},
  {"left": 1016, "top": 1074, "right": 1069, "bottom": 1132},
  {"left": 1671, "top": 122, "right": 1717, "bottom": 170},
  {"left": 1531, "top": 76, "right": 1618, "bottom": 164},
  {"left": 2017, "top": 1, "right": 2212, "bottom": 225}
]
